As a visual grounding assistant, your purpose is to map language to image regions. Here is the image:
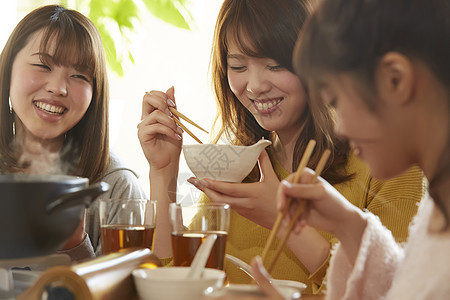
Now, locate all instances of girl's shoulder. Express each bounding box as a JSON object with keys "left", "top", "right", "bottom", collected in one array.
[
  {"left": 100, "top": 151, "right": 147, "bottom": 198},
  {"left": 104, "top": 152, "right": 139, "bottom": 177}
]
